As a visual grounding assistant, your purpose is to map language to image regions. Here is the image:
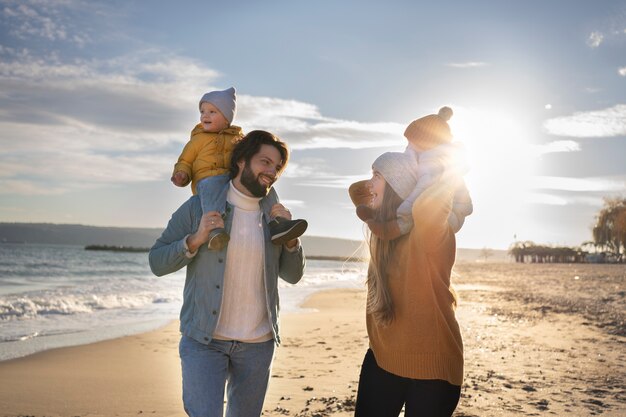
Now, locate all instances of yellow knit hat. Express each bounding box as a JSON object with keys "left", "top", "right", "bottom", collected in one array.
[{"left": 404, "top": 106, "right": 453, "bottom": 151}]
